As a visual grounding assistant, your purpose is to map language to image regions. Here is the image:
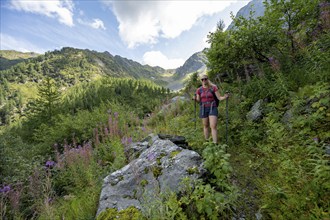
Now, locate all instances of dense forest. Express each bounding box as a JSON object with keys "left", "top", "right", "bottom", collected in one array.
[{"left": 1, "top": 0, "right": 329, "bottom": 219}]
